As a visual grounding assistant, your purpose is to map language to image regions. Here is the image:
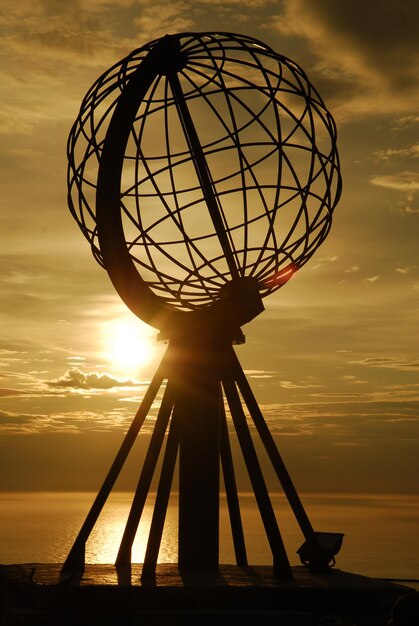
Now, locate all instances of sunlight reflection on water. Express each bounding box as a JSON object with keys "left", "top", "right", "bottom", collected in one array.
[
  {"left": 1, "top": 492, "right": 418, "bottom": 580},
  {"left": 87, "top": 494, "right": 179, "bottom": 564}
]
